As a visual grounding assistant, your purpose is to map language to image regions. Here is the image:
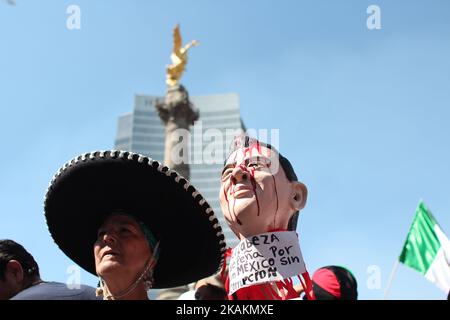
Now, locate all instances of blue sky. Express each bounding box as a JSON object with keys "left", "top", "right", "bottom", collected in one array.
[{"left": 1, "top": 0, "right": 449, "bottom": 299}]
